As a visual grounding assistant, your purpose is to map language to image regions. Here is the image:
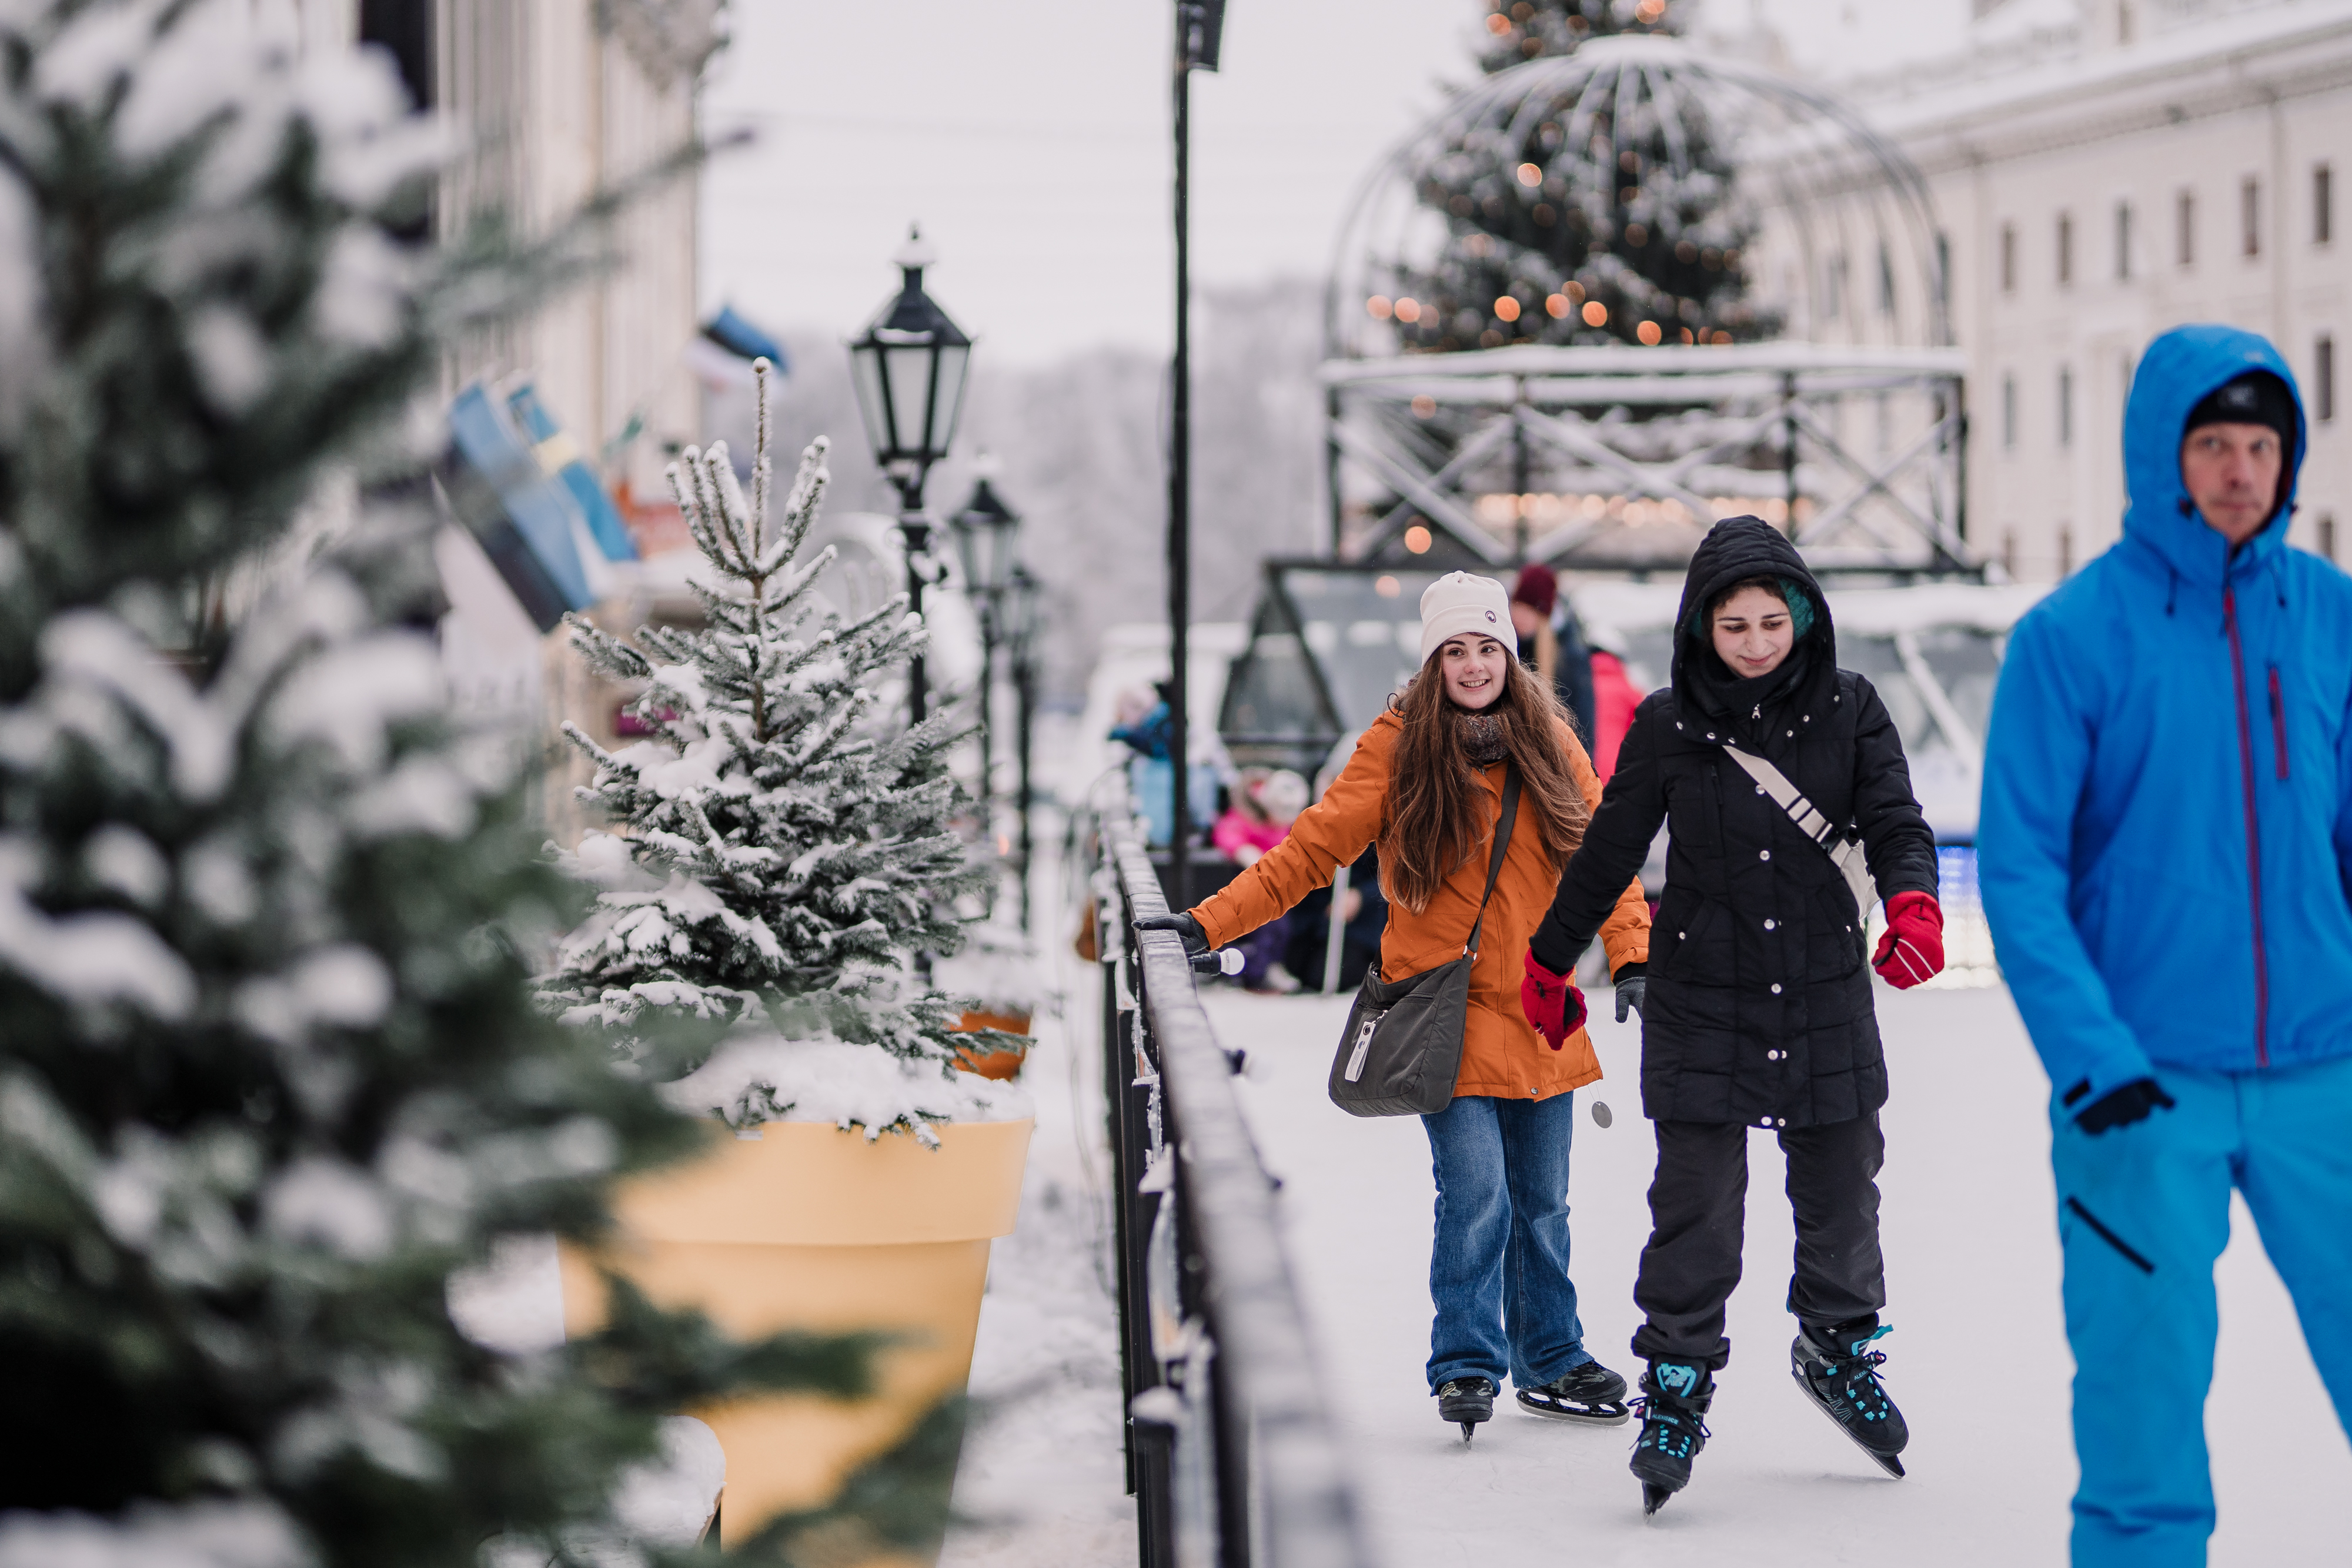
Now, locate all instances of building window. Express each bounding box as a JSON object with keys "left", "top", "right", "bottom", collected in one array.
[
  {"left": 1878, "top": 243, "right": 1896, "bottom": 317},
  {"left": 1936, "top": 232, "right": 1951, "bottom": 307},
  {"left": 2116, "top": 200, "right": 2134, "bottom": 279},
  {"left": 2002, "top": 530, "right": 2019, "bottom": 579},
  {"left": 2059, "top": 527, "right": 2076, "bottom": 579},
  {"left": 2000, "top": 223, "right": 2016, "bottom": 292},
  {"left": 2059, "top": 366, "right": 2073, "bottom": 447},
  {"left": 2002, "top": 375, "right": 2017, "bottom": 449},
  {"left": 2321, "top": 514, "right": 2338, "bottom": 561},
  {"left": 2319, "top": 335, "right": 2337, "bottom": 423},
  {"left": 2243, "top": 176, "right": 2263, "bottom": 257},
  {"left": 1823, "top": 253, "right": 1846, "bottom": 319},
  {"left": 2057, "top": 212, "right": 2074, "bottom": 285},
  {"left": 2317, "top": 164, "right": 2334, "bottom": 246},
  {"left": 2177, "top": 189, "right": 2196, "bottom": 266}
]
